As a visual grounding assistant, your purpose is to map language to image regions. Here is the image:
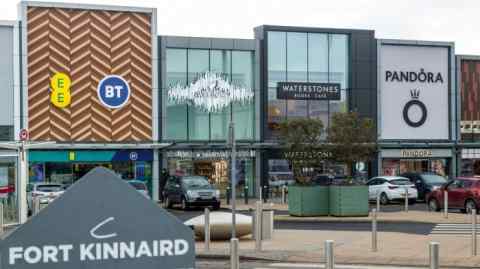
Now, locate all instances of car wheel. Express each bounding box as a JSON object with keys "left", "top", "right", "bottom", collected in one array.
[
  {"left": 212, "top": 203, "right": 220, "bottom": 211},
  {"left": 465, "top": 199, "right": 477, "bottom": 214},
  {"left": 180, "top": 197, "right": 189, "bottom": 211},
  {"left": 380, "top": 193, "right": 389, "bottom": 205},
  {"left": 428, "top": 198, "right": 440, "bottom": 212},
  {"left": 164, "top": 196, "right": 172, "bottom": 209}
]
